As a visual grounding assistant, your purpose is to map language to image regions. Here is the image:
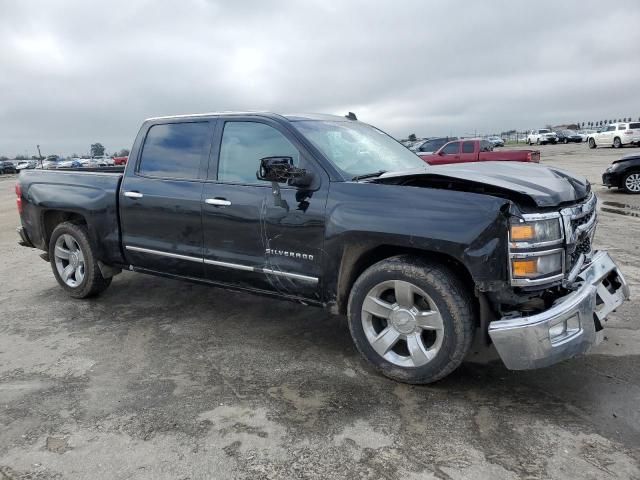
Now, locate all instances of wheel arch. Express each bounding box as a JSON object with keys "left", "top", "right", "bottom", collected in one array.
[
  {"left": 336, "top": 244, "right": 477, "bottom": 317},
  {"left": 42, "top": 209, "right": 88, "bottom": 247}
]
